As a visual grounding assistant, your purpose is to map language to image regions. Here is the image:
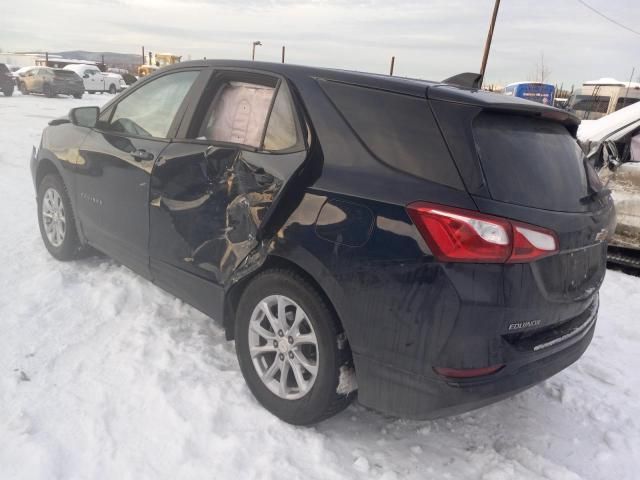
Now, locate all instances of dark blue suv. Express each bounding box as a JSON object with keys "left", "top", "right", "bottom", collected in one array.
[{"left": 31, "top": 60, "right": 615, "bottom": 424}]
